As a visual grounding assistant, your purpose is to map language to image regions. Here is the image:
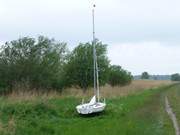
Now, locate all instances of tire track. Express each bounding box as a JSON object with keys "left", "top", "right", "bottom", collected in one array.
[{"left": 165, "top": 96, "right": 180, "bottom": 135}]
